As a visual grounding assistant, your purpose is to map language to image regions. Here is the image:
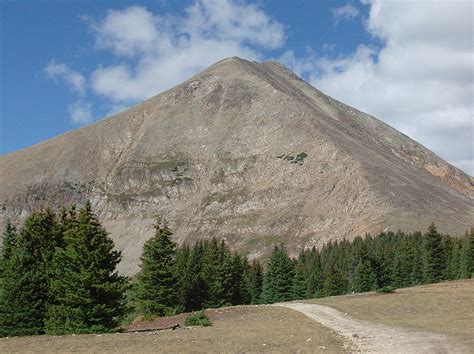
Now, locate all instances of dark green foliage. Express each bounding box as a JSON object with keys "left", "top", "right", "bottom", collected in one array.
[
  {"left": 322, "top": 263, "right": 347, "bottom": 296},
  {"left": 185, "top": 310, "right": 212, "bottom": 327},
  {"left": 0, "top": 220, "right": 16, "bottom": 271},
  {"left": 422, "top": 223, "right": 446, "bottom": 283},
  {"left": 133, "top": 218, "right": 179, "bottom": 318},
  {"left": 352, "top": 258, "right": 376, "bottom": 292},
  {"left": 291, "top": 261, "right": 307, "bottom": 300},
  {"left": 376, "top": 285, "right": 397, "bottom": 293},
  {"left": 0, "top": 209, "right": 60, "bottom": 336},
  {"left": 245, "top": 260, "right": 263, "bottom": 304},
  {"left": 458, "top": 229, "right": 473, "bottom": 278},
  {"left": 45, "top": 202, "right": 126, "bottom": 334},
  {"left": 261, "top": 245, "right": 295, "bottom": 303}
]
